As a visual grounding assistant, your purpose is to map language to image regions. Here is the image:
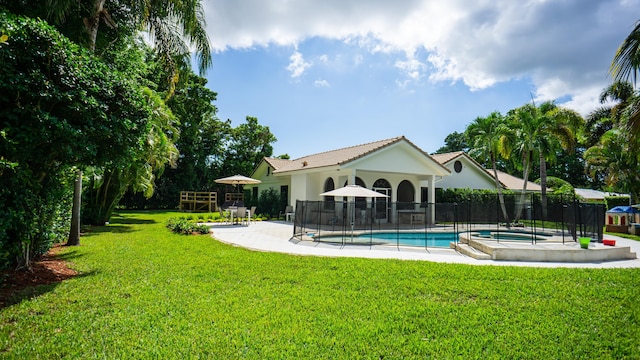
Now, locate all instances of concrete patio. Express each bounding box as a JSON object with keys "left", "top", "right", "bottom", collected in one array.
[{"left": 206, "top": 221, "right": 640, "bottom": 268}]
